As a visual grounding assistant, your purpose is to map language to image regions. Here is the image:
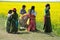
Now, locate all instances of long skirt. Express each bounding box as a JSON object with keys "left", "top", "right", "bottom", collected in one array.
[
  {"left": 11, "top": 20, "right": 18, "bottom": 33},
  {"left": 44, "top": 16, "right": 52, "bottom": 33},
  {"left": 6, "top": 20, "right": 11, "bottom": 33},
  {"left": 19, "top": 16, "right": 28, "bottom": 30},
  {"left": 27, "top": 19, "right": 36, "bottom": 31},
  {"left": 19, "top": 19, "right": 27, "bottom": 28}
]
